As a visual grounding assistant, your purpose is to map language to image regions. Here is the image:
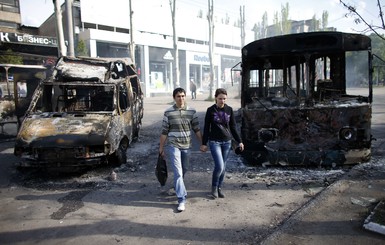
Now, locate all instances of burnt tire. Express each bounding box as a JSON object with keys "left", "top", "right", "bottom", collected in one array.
[
  {"left": 132, "top": 120, "right": 141, "bottom": 141},
  {"left": 117, "top": 139, "right": 129, "bottom": 165},
  {"left": 132, "top": 102, "right": 142, "bottom": 141},
  {"left": 109, "top": 139, "right": 129, "bottom": 166}
]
